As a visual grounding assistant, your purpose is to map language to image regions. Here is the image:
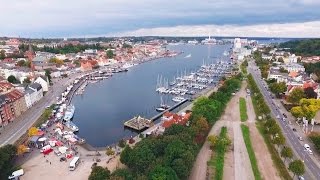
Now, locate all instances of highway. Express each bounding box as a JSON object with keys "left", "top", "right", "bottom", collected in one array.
[{"left": 248, "top": 60, "right": 320, "bottom": 179}]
